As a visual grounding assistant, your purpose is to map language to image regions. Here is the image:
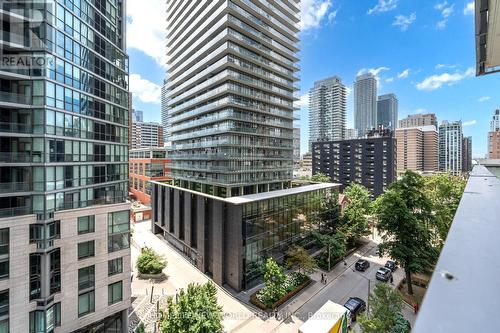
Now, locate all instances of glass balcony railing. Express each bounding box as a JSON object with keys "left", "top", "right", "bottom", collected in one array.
[
  {"left": 0, "top": 91, "right": 31, "bottom": 105},
  {"left": 168, "top": 153, "right": 293, "bottom": 160},
  {"left": 0, "top": 181, "right": 31, "bottom": 193}
]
